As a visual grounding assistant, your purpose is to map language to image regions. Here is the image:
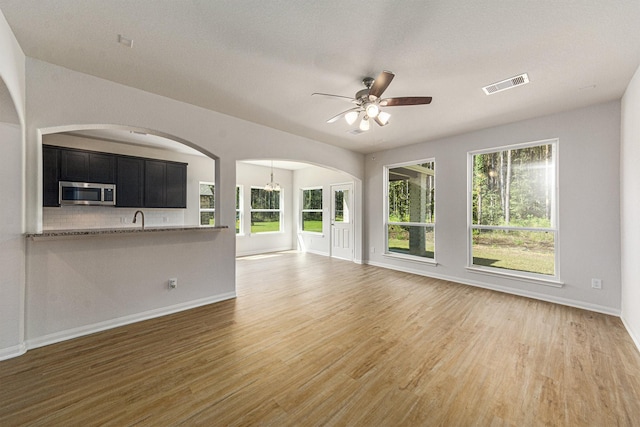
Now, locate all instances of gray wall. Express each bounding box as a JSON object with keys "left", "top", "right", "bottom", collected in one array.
[
  {"left": 365, "top": 101, "right": 622, "bottom": 314},
  {"left": 0, "top": 9, "right": 25, "bottom": 360}
]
